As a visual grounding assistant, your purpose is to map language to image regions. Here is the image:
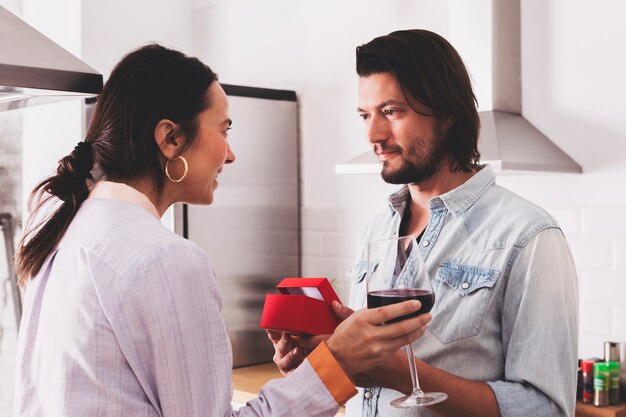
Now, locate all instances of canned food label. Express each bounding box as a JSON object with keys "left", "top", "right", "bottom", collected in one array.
[
  {"left": 594, "top": 376, "right": 609, "bottom": 390},
  {"left": 611, "top": 374, "right": 619, "bottom": 388}
]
